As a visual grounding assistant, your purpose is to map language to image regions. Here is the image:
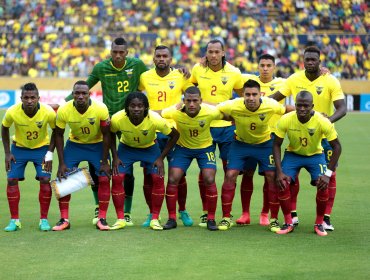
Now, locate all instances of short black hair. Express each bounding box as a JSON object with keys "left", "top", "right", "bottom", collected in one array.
[
  {"left": 304, "top": 46, "right": 321, "bottom": 57},
  {"left": 243, "top": 79, "right": 261, "bottom": 91},
  {"left": 21, "top": 82, "right": 39, "bottom": 96},
  {"left": 155, "top": 45, "right": 171, "bottom": 53},
  {"left": 125, "top": 92, "right": 149, "bottom": 117},
  {"left": 73, "top": 80, "right": 89, "bottom": 89},
  {"left": 296, "top": 90, "right": 313, "bottom": 101},
  {"left": 258, "top": 53, "right": 275, "bottom": 64},
  {"left": 206, "top": 39, "right": 226, "bottom": 68},
  {"left": 112, "top": 37, "right": 127, "bottom": 46},
  {"left": 184, "top": 86, "right": 201, "bottom": 97}
]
